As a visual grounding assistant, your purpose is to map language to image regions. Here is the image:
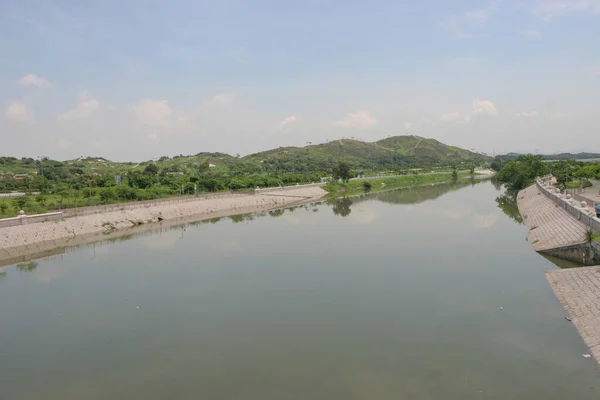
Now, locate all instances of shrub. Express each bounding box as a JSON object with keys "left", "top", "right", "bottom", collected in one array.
[{"left": 362, "top": 181, "right": 372, "bottom": 190}]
